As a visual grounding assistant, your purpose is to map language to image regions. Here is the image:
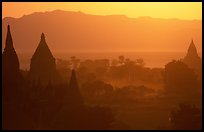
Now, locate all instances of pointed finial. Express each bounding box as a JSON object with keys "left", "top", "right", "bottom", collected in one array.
[
  {"left": 5, "top": 24, "right": 14, "bottom": 51},
  {"left": 7, "top": 25, "right": 10, "bottom": 31},
  {"left": 190, "top": 39, "right": 195, "bottom": 48},
  {"left": 70, "top": 69, "right": 77, "bottom": 83},
  {"left": 40, "top": 32, "right": 46, "bottom": 44},
  {"left": 41, "top": 33, "right": 45, "bottom": 39},
  {"left": 191, "top": 38, "right": 194, "bottom": 44},
  {"left": 41, "top": 32, "right": 45, "bottom": 40},
  {"left": 69, "top": 69, "right": 79, "bottom": 91}
]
